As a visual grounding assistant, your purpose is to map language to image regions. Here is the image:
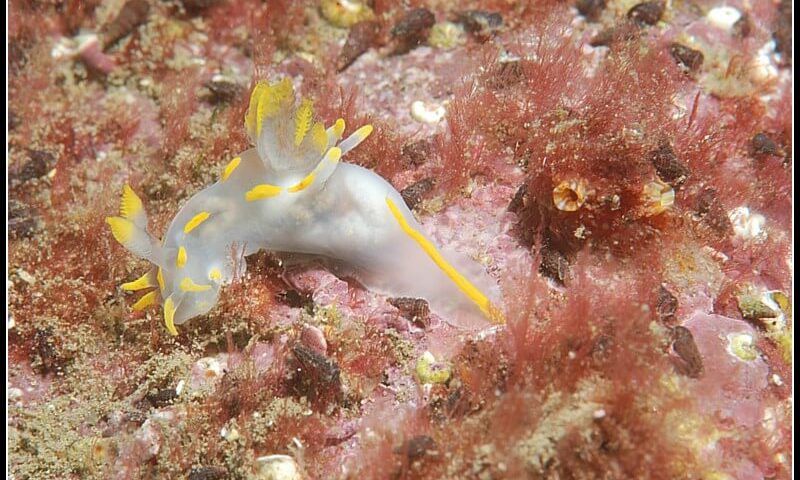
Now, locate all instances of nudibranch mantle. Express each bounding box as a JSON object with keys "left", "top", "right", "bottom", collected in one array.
[{"left": 107, "top": 78, "right": 504, "bottom": 335}]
